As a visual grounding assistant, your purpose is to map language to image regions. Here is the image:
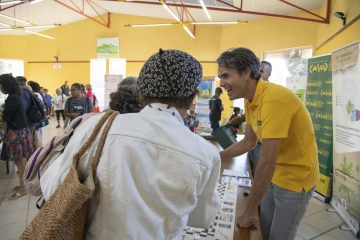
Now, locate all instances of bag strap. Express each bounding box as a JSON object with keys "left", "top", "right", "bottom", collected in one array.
[
  {"left": 89, "top": 111, "right": 118, "bottom": 177},
  {"left": 71, "top": 110, "right": 117, "bottom": 169}
]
